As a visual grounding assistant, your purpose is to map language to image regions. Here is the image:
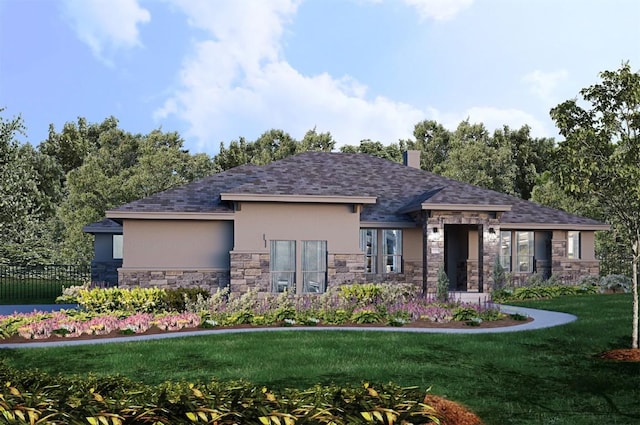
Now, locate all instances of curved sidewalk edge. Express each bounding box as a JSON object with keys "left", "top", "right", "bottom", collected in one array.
[{"left": 0, "top": 305, "right": 577, "bottom": 349}]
